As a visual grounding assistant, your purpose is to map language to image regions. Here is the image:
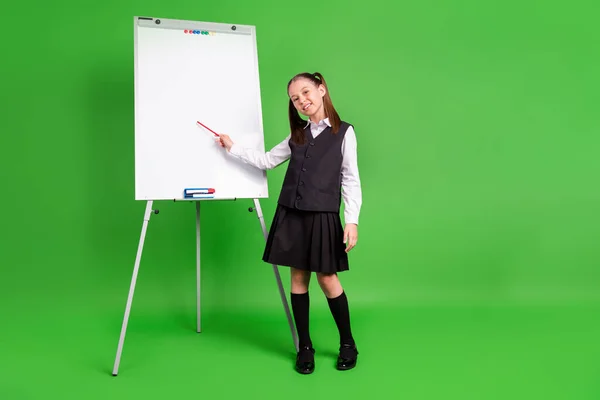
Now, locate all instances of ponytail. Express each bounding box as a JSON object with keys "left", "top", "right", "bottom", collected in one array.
[
  {"left": 313, "top": 72, "right": 341, "bottom": 134},
  {"left": 288, "top": 97, "right": 306, "bottom": 144}
]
